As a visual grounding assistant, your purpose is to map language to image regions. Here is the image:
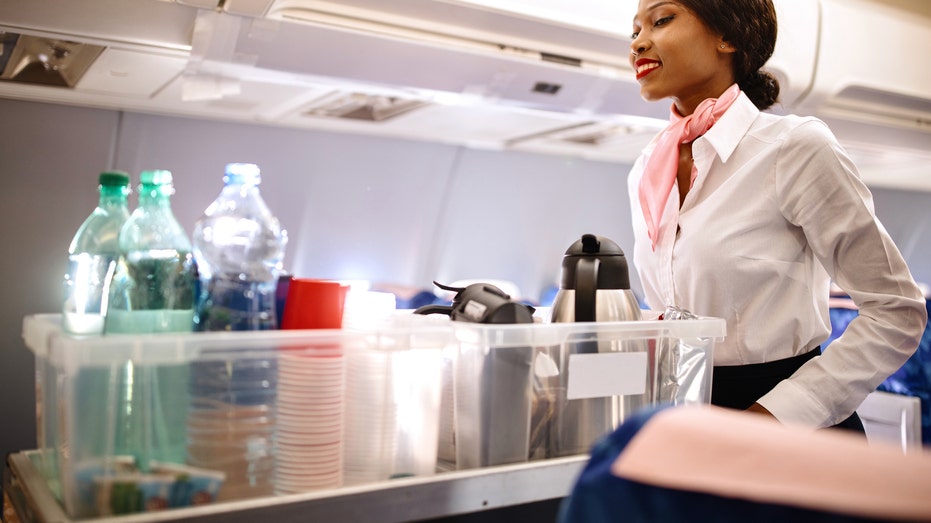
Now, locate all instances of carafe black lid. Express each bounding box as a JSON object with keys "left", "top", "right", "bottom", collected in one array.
[{"left": 559, "top": 233, "right": 631, "bottom": 290}]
